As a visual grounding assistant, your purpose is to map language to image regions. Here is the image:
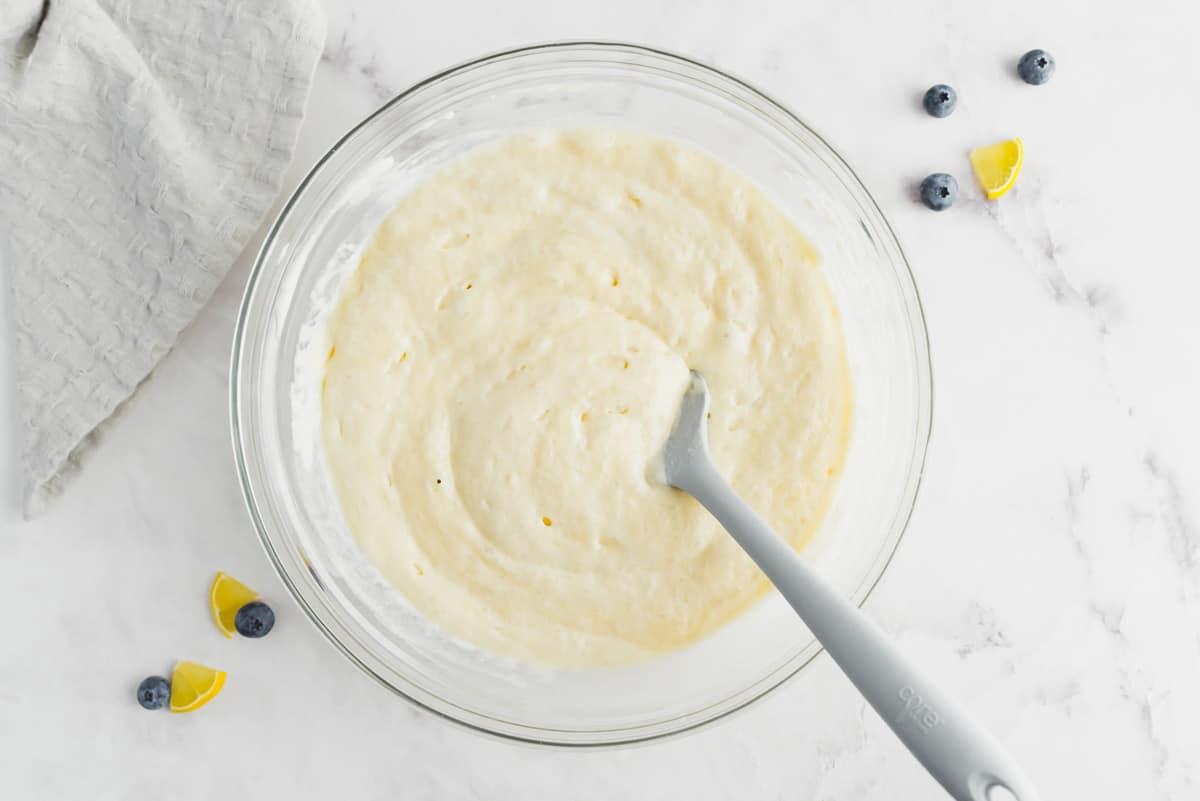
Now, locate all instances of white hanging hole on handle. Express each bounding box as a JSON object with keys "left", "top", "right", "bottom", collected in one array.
[{"left": 988, "top": 785, "right": 1019, "bottom": 801}]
